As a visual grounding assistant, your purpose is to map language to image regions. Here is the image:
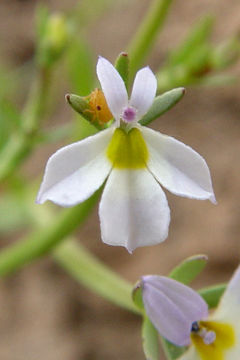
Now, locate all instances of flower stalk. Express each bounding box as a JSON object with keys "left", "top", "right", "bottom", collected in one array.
[
  {"left": 0, "top": 67, "right": 51, "bottom": 182},
  {"left": 128, "top": 0, "right": 173, "bottom": 78},
  {"left": 0, "top": 189, "right": 100, "bottom": 276},
  {"left": 53, "top": 240, "right": 139, "bottom": 313}
]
